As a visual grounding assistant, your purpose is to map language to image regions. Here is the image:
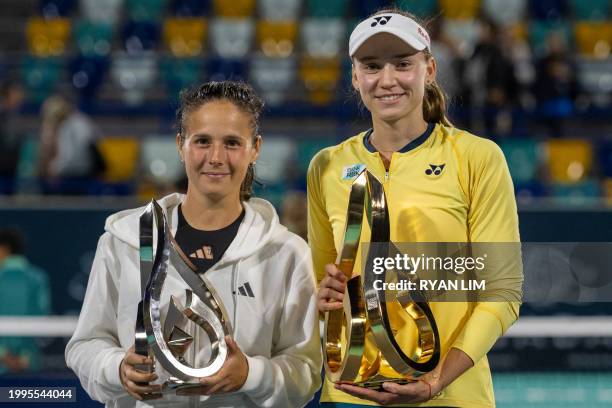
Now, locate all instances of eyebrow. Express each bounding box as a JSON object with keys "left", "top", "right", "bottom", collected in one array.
[{"left": 190, "top": 133, "right": 245, "bottom": 140}]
